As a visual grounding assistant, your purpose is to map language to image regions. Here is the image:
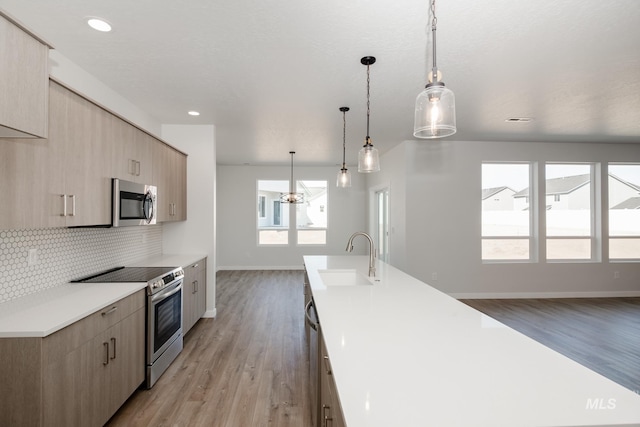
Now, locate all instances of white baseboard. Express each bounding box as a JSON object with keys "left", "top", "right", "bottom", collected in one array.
[
  {"left": 203, "top": 308, "right": 217, "bottom": 318},
  {"left": 451, "top": 290, "right": 640, "bottom": 299},
  {"left": 216, "top": 265, "right": 305, "bottom": 271}
]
